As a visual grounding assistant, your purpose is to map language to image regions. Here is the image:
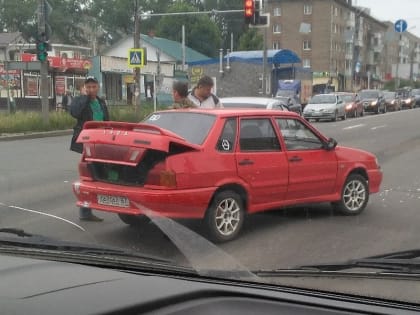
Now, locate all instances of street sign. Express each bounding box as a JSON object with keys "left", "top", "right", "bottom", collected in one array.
[
  {"left": 394, "top": 19, "right": 408, "bottom": 33},
  {"left": 128, "top": 48, "right": 145, "bottom": 68}
]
